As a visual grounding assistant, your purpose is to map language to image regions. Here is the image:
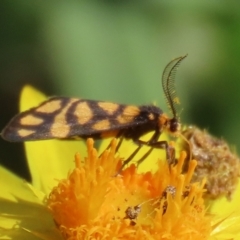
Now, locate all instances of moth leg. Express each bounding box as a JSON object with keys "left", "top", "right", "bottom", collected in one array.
[
  {"left": 136, "top": 147, "right": 154, "bottom": 167},
  {"left": 116, "top": 130, "right": 175, "bottom": 174},
  {"left": 115, "top": 135, "right": 124, "bottom": 153},
  {"left": 148, "top": 141, "right": 176, "bottom": 165},
  {"left": 135, "top": 139, "right": 175, "bottom": 165},
  {"left": 134, "top": 131, "right": 176, "bottom": 165},
  {"left": 116, "top": 145, "right": 141, "bottom": 174},
  {"left": 118, "top": 131, "right": 159, "bottom": 173}
]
